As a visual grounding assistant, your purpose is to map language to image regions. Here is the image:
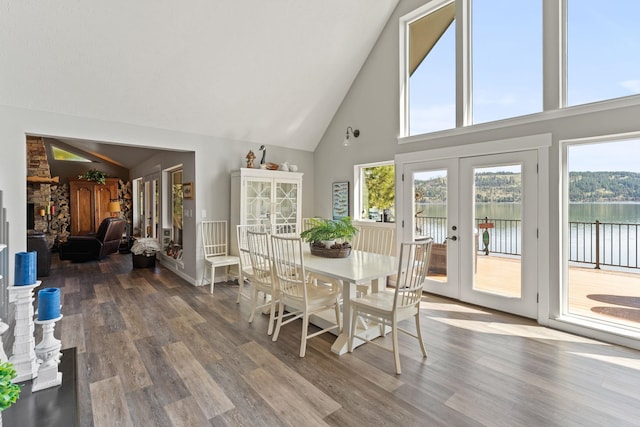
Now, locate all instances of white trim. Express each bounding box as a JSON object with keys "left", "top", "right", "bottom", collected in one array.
[
  {"left": 353, "top": 160, "right": 395, "bottom": 222},
  {"left": 395, "top": 133, "right": 552, "bottom": 165},
  {"left": 399, "top": 92, "right": 640, "bottom": 146}
]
